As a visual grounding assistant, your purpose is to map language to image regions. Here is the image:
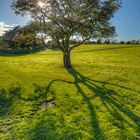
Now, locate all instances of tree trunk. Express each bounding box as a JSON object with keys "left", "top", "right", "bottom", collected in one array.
[{"left": 63, "top": 49, "right": 72, "bottom": 68}]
